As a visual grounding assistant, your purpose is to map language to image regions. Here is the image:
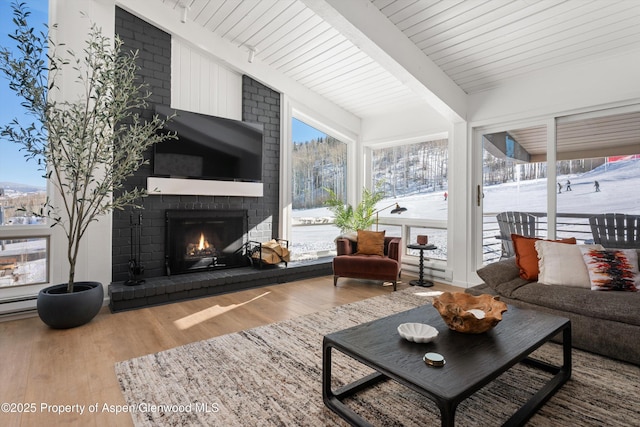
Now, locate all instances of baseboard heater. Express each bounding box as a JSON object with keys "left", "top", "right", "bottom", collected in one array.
[
  {"left": 0, "top": 295, "right": 38, "bottom": 321},
  {"left": 402, "top": 263, "right": 452, "bottom": 282}
]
